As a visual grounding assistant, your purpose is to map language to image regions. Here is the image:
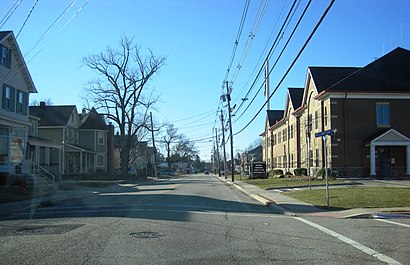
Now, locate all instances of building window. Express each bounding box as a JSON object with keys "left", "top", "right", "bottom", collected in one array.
[
  {"left": 1, "top": 45, "right": 11, "bottom": 68},
  {"left": 315, "top": 148, "right": 319, "bottom": 167},
  {"left": 278, "top": 131, "right": 281, "bottom": 144},
  {"left": 324, "top": 107, "right": 328, "bottom": 127},
  {"left": 283, "top": 128, "right": 287, "bottom": 142},
  {"left": 16, "top": 90, "right": 27, "bottom": 114},
  {"left": 97, "top": 154, "right": 105, "bottom": 167},
  {"left": 2, "top": 85, "right": 14, "bottom": 111},
  {"left": 376, "top": 103, "right": 390, "bottom": 127},
  {"left": 289, "top": 124, "right": 294, "bottom": 139},
  {"left": 98, "top": 131, "right": 105, "bottom": 145},
  {"left": 314, "top": 111, "right": 319, "bottom": 130}
]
